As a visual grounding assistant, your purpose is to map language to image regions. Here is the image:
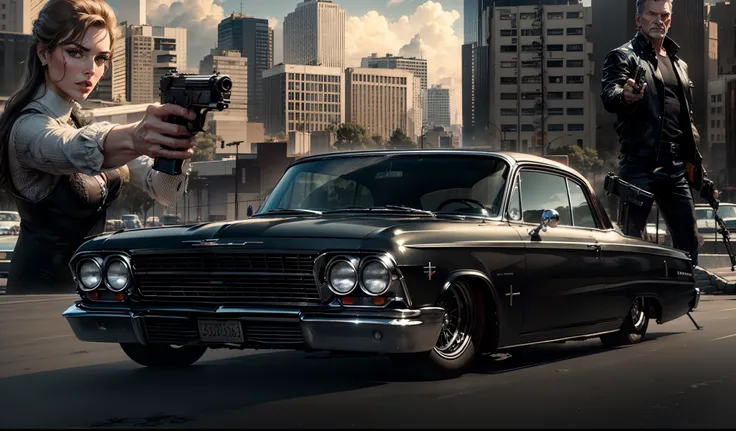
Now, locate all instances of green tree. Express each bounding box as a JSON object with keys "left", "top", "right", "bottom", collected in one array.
[
  {"left": 193, "top": 132, "right": 221, "bottom": 162},
  {"left": 385, "top": 128, "right": 416, "bottom": 150},
  {"left": 334, "top": 121, "right": 370, "bottom": 151},
  {"left": 547, "top": 145, "right": 605, "bottom": 176}
]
